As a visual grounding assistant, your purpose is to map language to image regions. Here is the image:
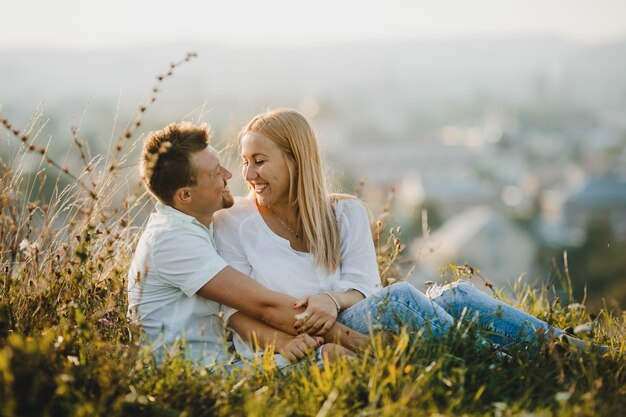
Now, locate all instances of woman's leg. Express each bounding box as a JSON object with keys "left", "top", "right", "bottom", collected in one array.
[
  {"left": 337, "top": 282, "right": 454, "bottom": 338},
  {"left": 426, "top": 280, "right": 563, "bottom": 349}
]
